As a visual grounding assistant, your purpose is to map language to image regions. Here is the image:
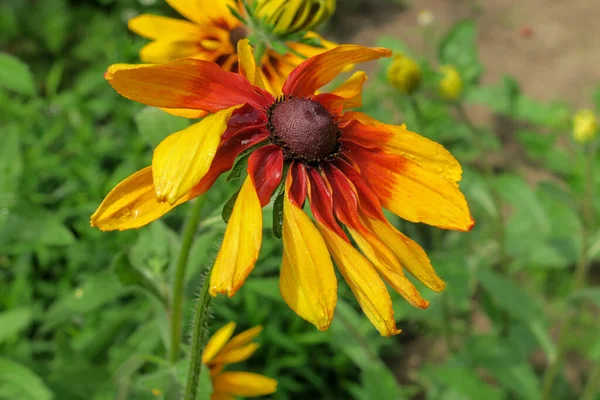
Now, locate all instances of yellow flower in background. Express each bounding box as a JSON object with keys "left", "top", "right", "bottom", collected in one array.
[
  {"left": 438, "top": 65, "right": 463, "bottom": 101},
  {"left": 386, "top": 53, "right": 422, "bottom": 94},
  {"left": 128, "top": 0, "right": 335, "bottom": 97},
  {"left": 203, "top": 322, "right": 277, "bottom": 400},
  {"left": 254, "top": 0, "right": 336, "bottom": 34},
  {"left": 573, "top": 109, "right": 598, "bottom": 144}
]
